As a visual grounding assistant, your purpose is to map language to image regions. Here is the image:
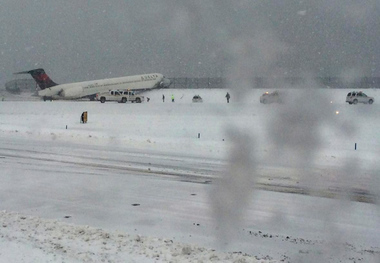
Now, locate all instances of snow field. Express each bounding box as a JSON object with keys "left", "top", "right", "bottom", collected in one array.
[{"left": 0, "top": 88, "right": 379, "bottom": 262}]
